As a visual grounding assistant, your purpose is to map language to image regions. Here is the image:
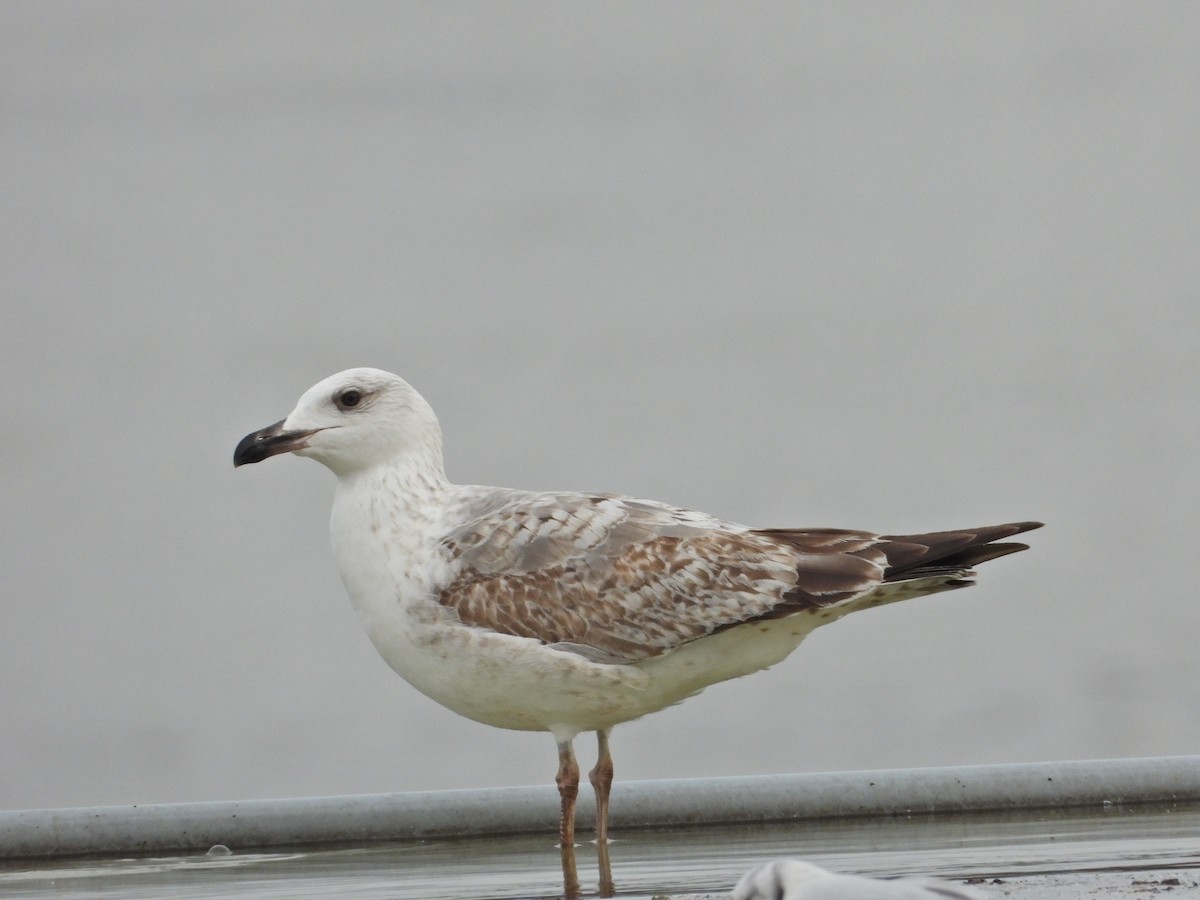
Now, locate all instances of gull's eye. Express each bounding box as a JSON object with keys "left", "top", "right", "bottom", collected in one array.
[{"left": 335, "top": 389, "right": 363, "bottom": 410}]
